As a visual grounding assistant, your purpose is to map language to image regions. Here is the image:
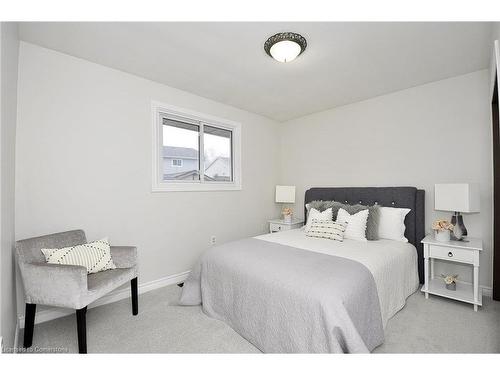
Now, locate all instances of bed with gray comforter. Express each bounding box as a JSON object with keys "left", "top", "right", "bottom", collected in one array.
[
  {"left": 179, "top": 238, "right": 384, "bottom": 353},
  {"left": 180, "top": 187, "right": 425, "bottom": 353}
]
